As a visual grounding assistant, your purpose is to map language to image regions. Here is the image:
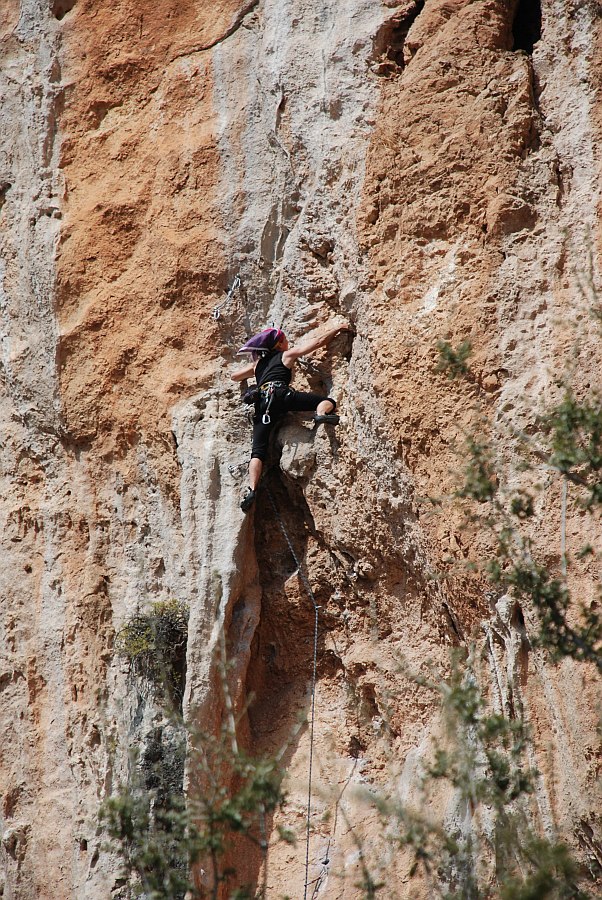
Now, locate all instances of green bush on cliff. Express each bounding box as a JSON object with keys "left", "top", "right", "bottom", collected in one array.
[
  {"left": 436, "top": 338, "right": 473, "bottom": 380},
  {"left": 371, "top": 336, "right": 602, "bottom": 898},
  {"left": 115, "top": 599, "right": 190, "bottom": 702},
  {"left": 104, "top": 609, "right": 291, "bottom": 899},
  {"left": 436, "top": 342, "right": 602, "bottom": 671},
  {"left": 100, "top": 723, "right": 289, "bottom": 900},
  {"left": 360, "top": 651, "right": 591, "bottom": 899},
  {"left": 100, "top": 782, "right": 198, "bottom": 900}
]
